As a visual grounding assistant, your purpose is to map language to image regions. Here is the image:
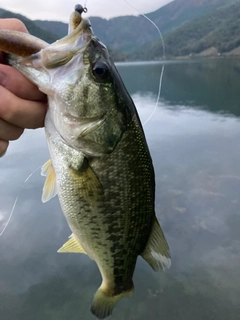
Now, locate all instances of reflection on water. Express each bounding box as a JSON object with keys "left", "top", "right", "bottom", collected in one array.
[
  {"left": 118, "top": 58, "right": 240, "bottom": 117},
  {"left": 0, "top": 59, "right": 240, "bottom": 319}
]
